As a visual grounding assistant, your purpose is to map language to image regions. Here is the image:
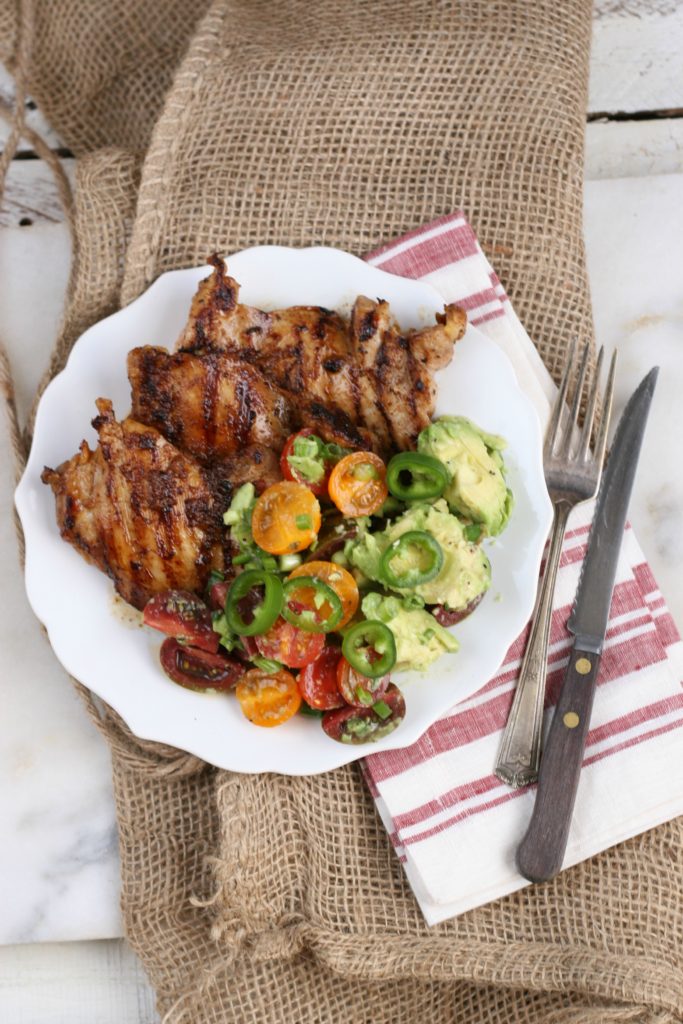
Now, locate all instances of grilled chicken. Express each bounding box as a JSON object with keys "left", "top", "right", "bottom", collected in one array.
[
  {"left": 349, "top": 296, "right": 466, "bottom": 451},
  {"left": 128, "top": 344, "right": 372, "bottom": 459},
  {"left": 175, "top": 255, "right": 466, "bottom": 453},
  {"left": 128, "top": 346, "right": 295, "bottom": 461},
  {"left": 41, "top": 400, "right": 228, "bottom": 610}
]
